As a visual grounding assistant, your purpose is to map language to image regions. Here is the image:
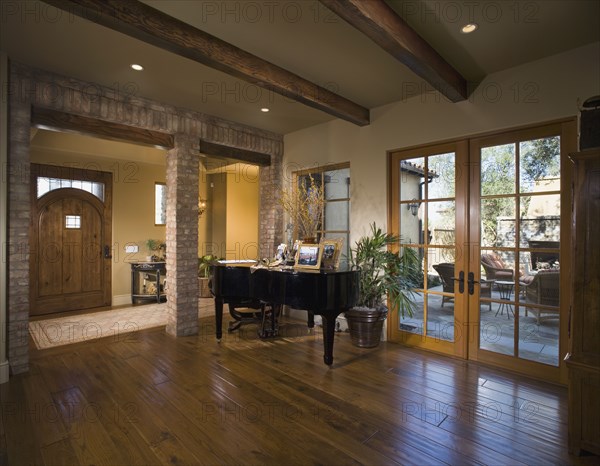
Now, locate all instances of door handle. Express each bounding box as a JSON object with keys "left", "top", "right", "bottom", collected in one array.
[
  {"left": 468, "top": 272, "right": 479, "bottom": 295},
  {"left": 104, "top": 245, "right": 112, "bottom": 259},
  {"left": 451, "top": 271, "right": 465, "bottom": 294}
]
